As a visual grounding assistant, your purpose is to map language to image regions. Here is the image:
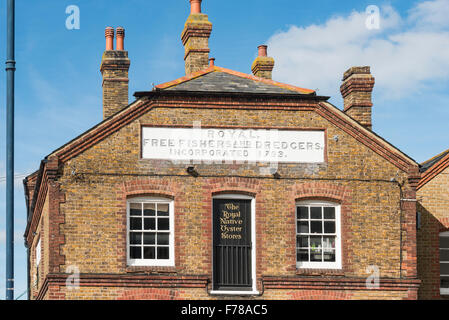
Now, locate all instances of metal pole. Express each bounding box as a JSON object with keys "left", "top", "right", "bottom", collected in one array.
[{"left": 5, "top": 0, "right": 15, "bottom": 301}]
